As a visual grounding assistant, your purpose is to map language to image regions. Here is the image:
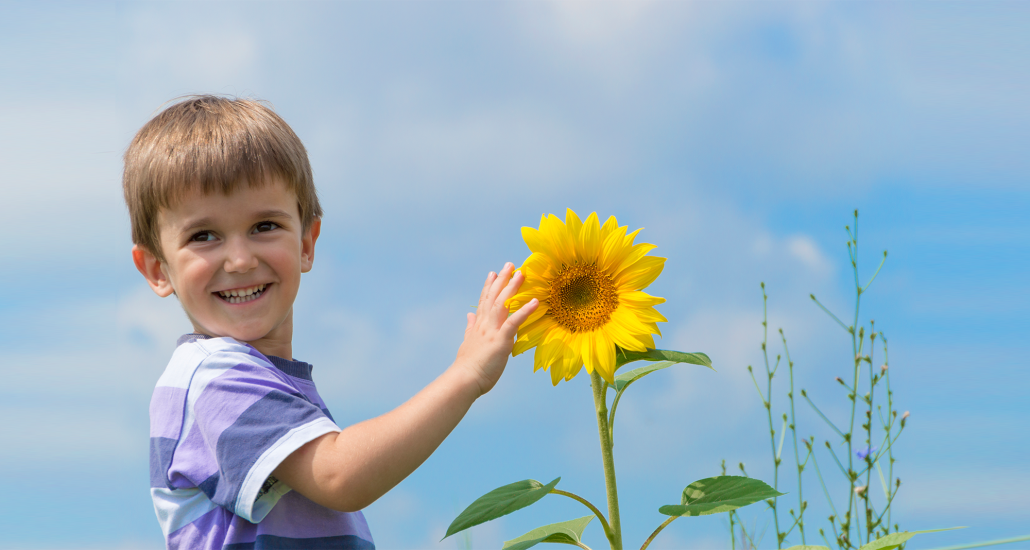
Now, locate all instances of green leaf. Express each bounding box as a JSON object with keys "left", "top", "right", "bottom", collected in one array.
[
  {"left": 659, "top": 475, "right": 784, "bottom": 517},
  {"left": 444, "top": 478, "right": 560, "bottom": 539},
  {"left": 502, "top": 516, "right": 594, "bottom": 550},
  {"left": 617, "top": 361, "right": 699, "bottom": 391},
  {"left": 857, "top": 528, "right": 966, "bottom": 550},
  {"left": 615, "top": 347, "right": 714, "bottom": 370}
]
